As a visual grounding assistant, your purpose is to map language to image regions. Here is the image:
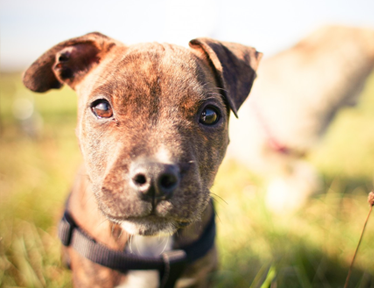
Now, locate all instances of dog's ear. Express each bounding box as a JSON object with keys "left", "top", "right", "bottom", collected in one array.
[
  {"left": 23, "top": 32, "right": 119, "bottom": 92},
  {"left": 189, "top": 38, "right": 262, "bottom": 117}
]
